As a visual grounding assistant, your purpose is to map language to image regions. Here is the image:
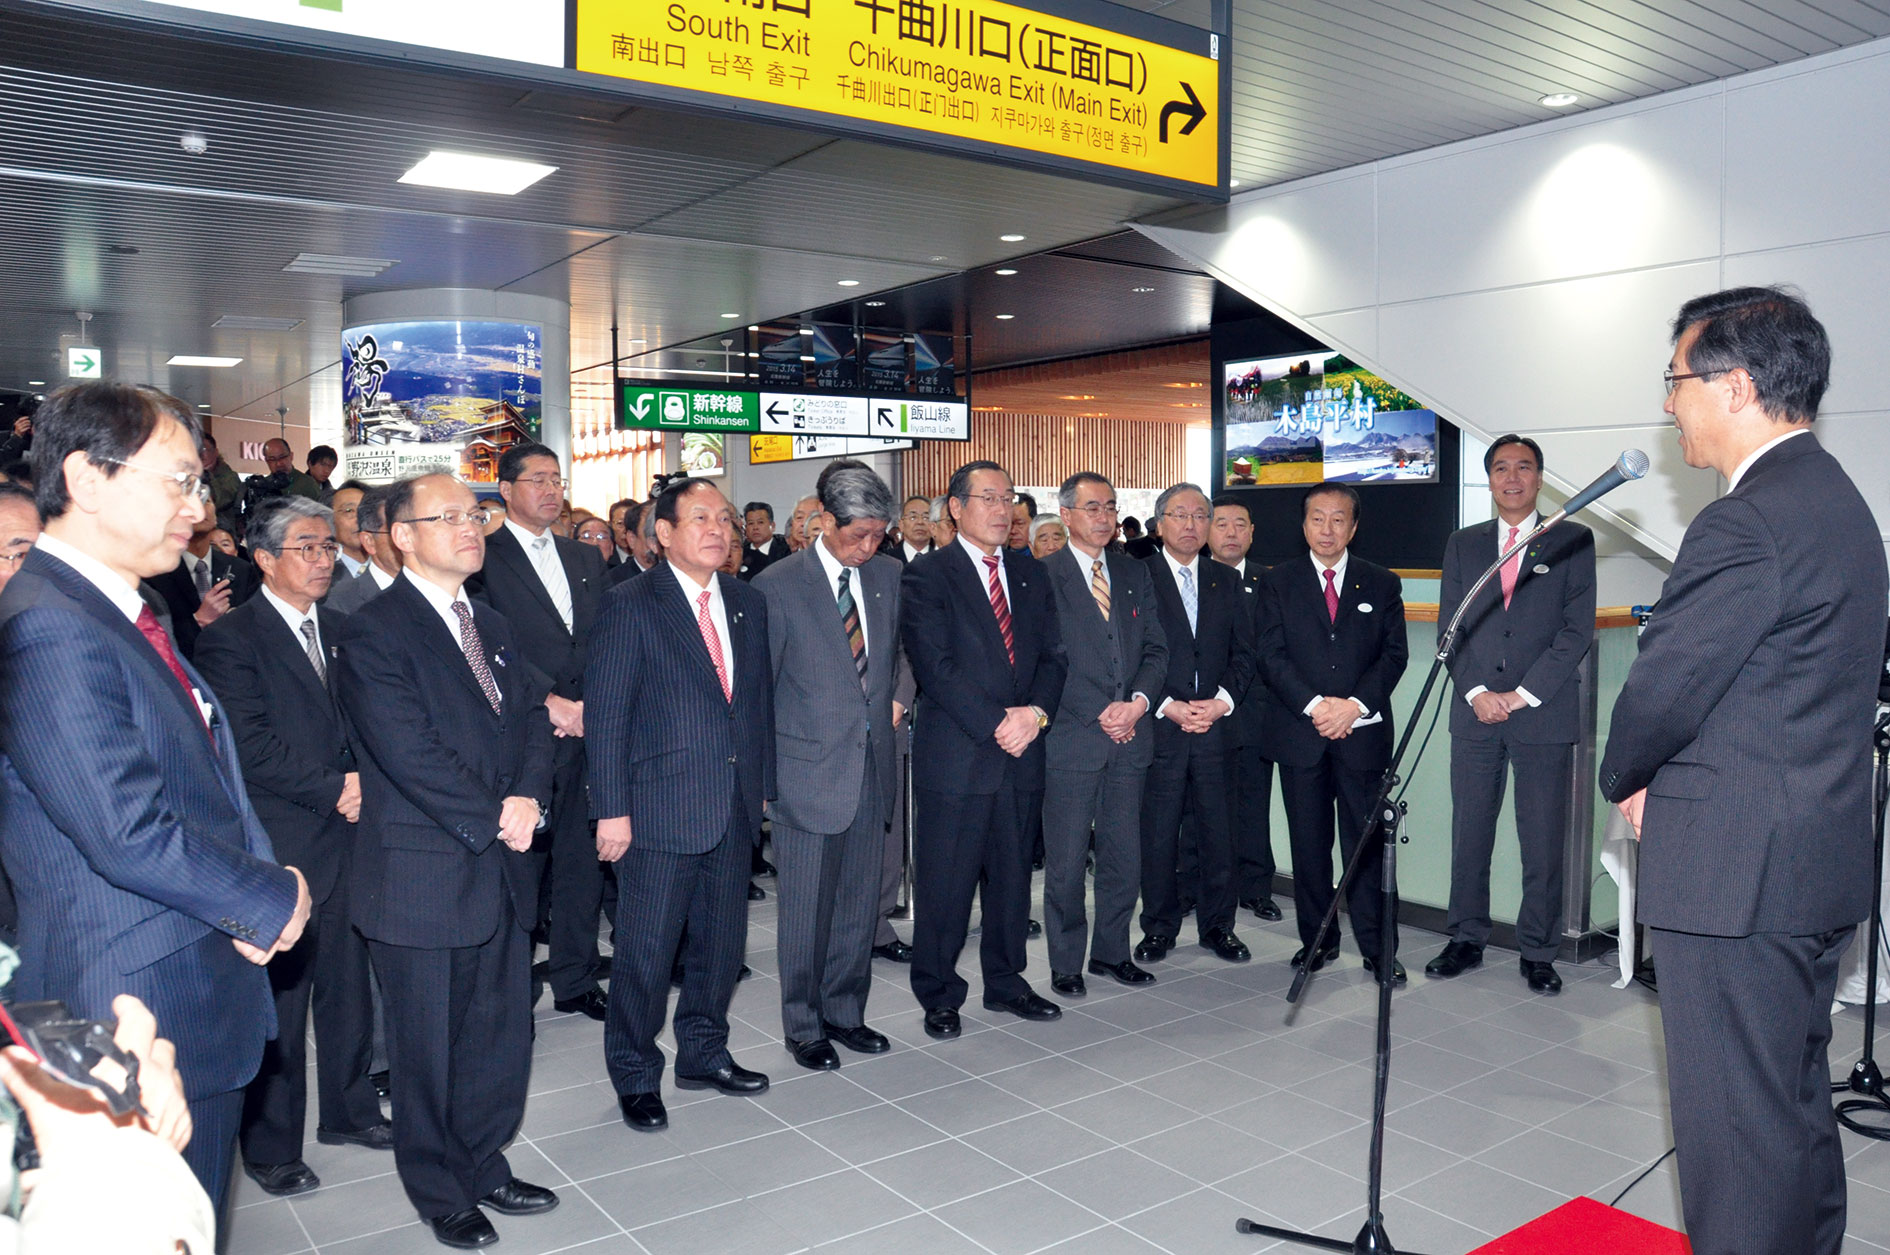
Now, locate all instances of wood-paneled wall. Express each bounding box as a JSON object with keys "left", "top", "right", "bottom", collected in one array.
[{"left": 903, "top": 411, "right": 1188, "bottom": 498}]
